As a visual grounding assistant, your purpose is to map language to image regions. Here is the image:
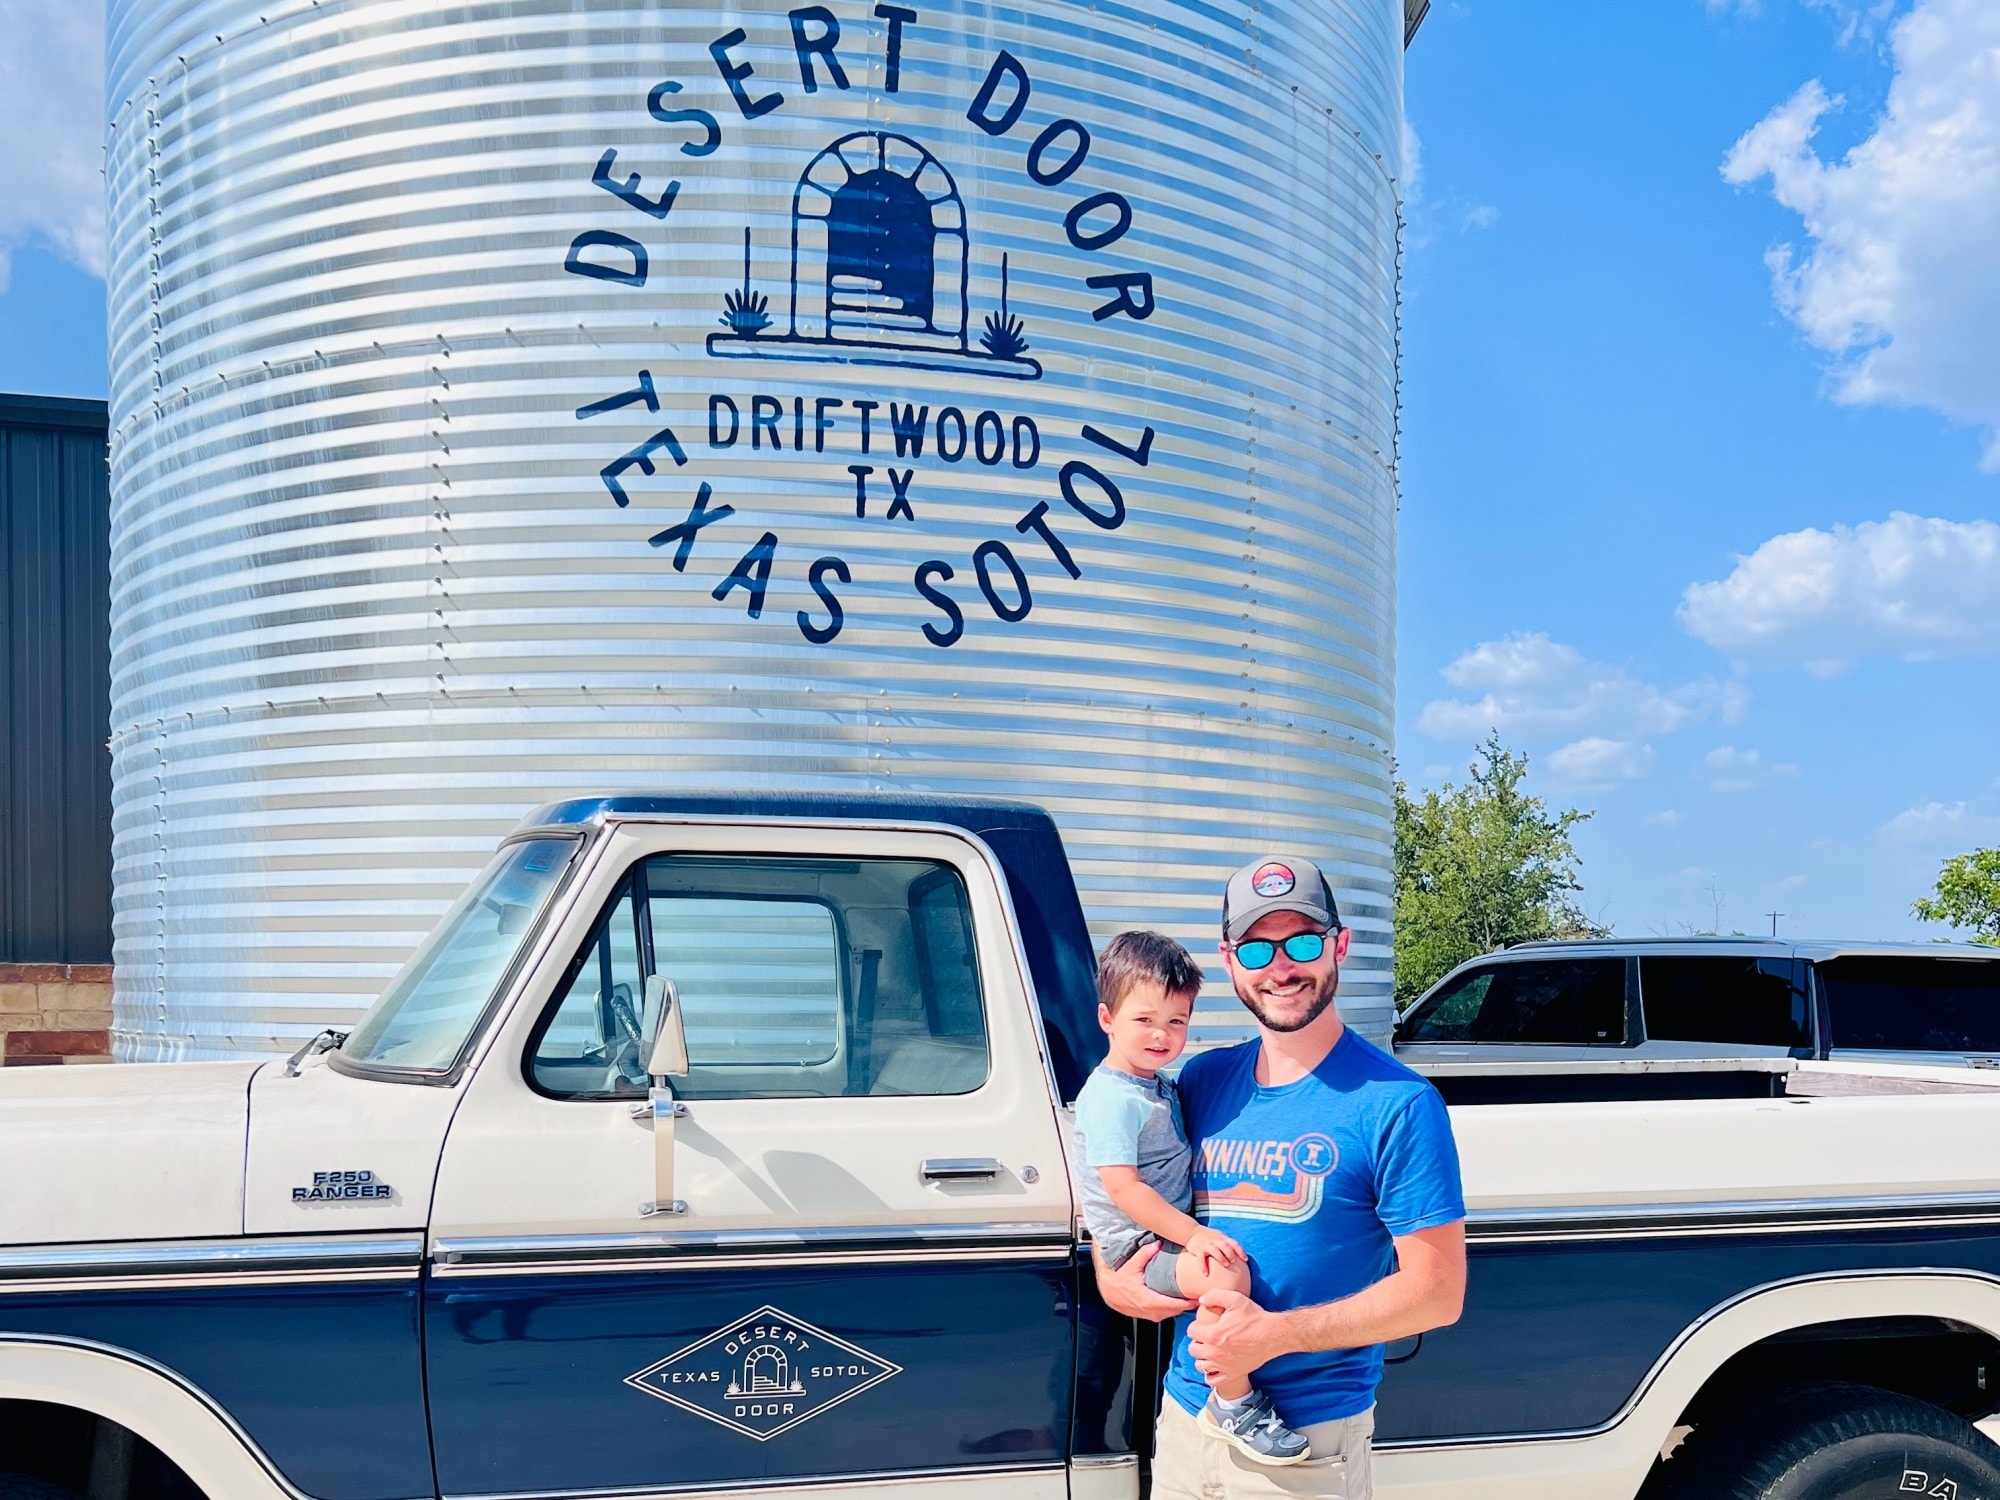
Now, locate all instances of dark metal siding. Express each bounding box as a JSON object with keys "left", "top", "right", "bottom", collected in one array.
[{"left": 0, "top": 394, "right": 111, "bottom": 964}]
